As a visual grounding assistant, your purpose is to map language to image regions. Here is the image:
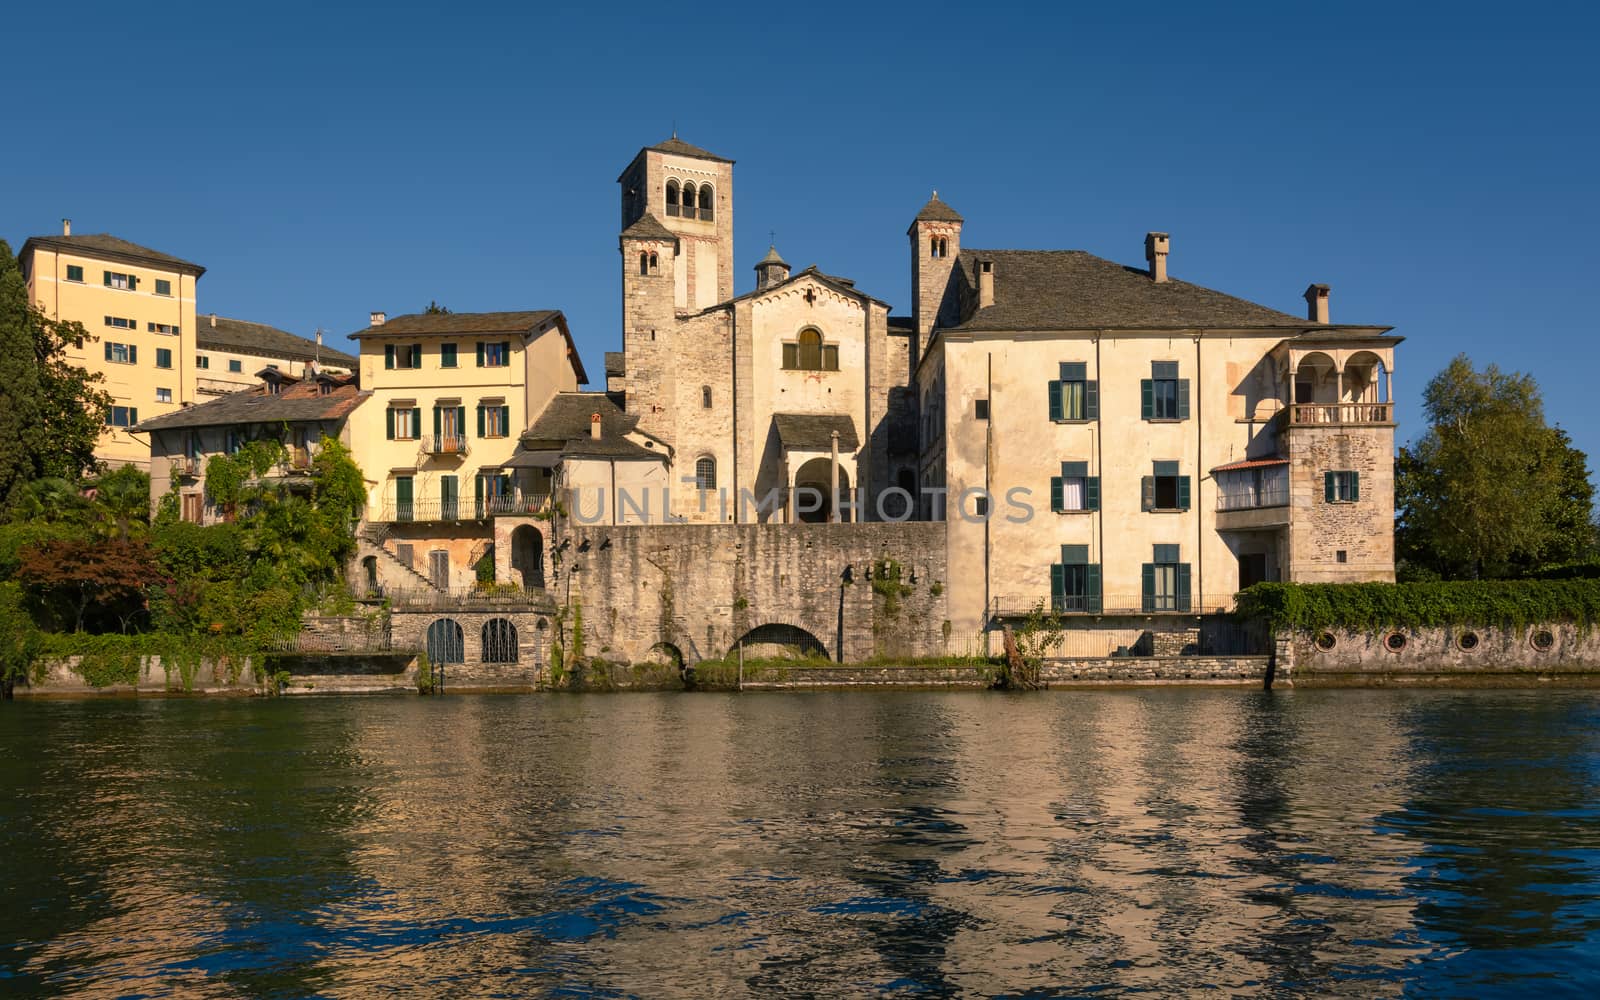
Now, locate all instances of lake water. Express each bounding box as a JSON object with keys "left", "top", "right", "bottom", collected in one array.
[{"left": 3, "top": 690, "right": 1600, "bottom": 997}]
